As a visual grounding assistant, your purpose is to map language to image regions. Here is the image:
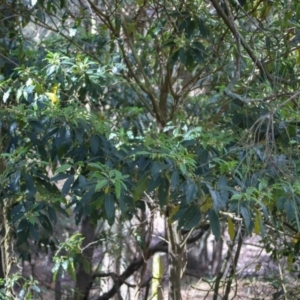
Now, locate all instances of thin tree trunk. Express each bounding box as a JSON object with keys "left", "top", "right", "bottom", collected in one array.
[
  {"left": 0, "top": 130, "right": 6, "bottom": 282},
  {"left": 113, "top": 216, "right": 123, "bottom": 300},
  {"left": 0, "top": 250, "right": 5, "bottom": 280},
  {"left": 74, "top": 216, "right": 96, "bottom": 300},
  {"left": 152, "top": 253, "right": 164, "bottom": 300},
  {"left": 167, "top": 221, "right": 186, "bottom": 300},
  {"left": 223, "top": 226, "right": 243, "bottom": 300},
  {"left": 0, "top": 128, "right": 18, "bottom": 298},
  {"left": 211, "top": 226, "right": 225, "bottom": 276},
  {"left": 55, "top": 266, "right": 62, "bottom": 300}
]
